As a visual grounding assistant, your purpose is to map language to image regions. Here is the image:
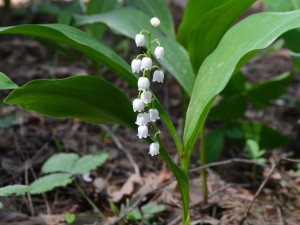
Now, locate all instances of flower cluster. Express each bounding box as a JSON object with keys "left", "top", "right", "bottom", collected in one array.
[{"left": 131, "top": 17, "right": 164, "bottom": 157}]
